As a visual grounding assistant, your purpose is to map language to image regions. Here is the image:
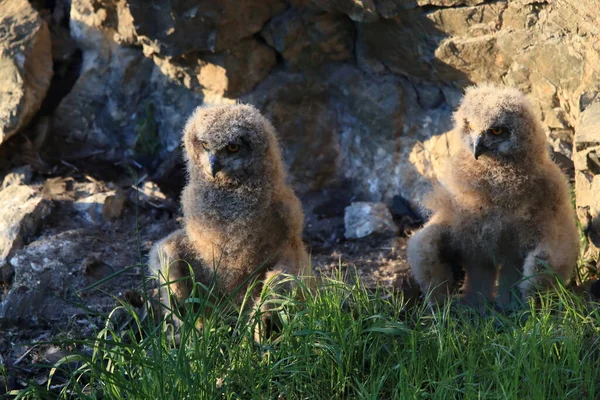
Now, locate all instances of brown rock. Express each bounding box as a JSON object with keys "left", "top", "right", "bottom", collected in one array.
[
  {"left": 244, "top": 72, "right": 341, "bottom": 193},
  {"left": 574, "top": 98, "right": 600, "bottom": 254},
  {"left": 87, "top": 0, "right": 286, "bottom": 56},
  {"left": 358, "top": 0, "right": 600, "bottom": 133},
  {"left": 153, "top": 37, "right": 277, "bottom": 97},
  {"left": 245, "top": 64, "right": 455, "bottom": 203},
  {"left": 262, "top": 8, "right": 354, "bottom": 71},
  {"left": 0, "top": 0, "right": 52, "bottom": 144},
  {"left": 309, "top": 0, "right": 378, "bottom": 22}
]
